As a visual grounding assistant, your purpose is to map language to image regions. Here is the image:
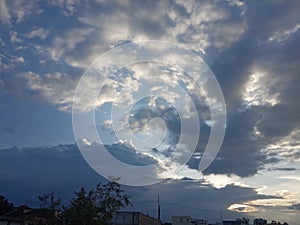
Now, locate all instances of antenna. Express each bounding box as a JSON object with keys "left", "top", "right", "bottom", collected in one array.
[{"left": 158, "top": 195, "right": 161, "bottom": 221}]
